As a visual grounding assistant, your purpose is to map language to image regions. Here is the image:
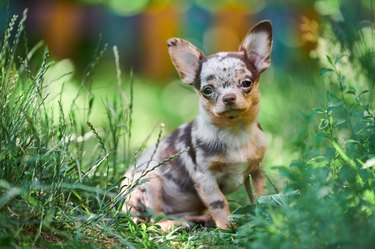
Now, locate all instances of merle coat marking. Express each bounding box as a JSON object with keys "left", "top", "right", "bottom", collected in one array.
[{"left": 121, "top": 20, "right": 272, "bottom": 231}]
